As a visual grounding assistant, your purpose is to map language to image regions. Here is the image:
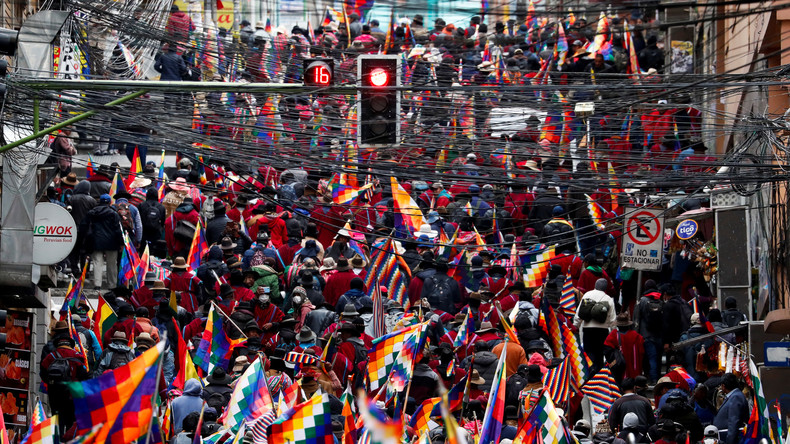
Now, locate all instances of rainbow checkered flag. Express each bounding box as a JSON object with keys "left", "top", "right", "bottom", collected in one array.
[
  {"left": 585, "top": 194, "right": 606, "bottom": 229},
  {"left": 523, "top": 390, "right": 573, "bottom": 444},
  {"left": 367, "top": 324, "right": 422, "bottom": 392},
  {"left": 220, "top": 357, "right": 274, "bottom": 432},
  {"left": 269, "top": 393, "right": 333, "bottom": 444},
  {"left": 67, "top": 342, "right": 165, "bottom": 444},
  {"left": 523, "top": 246, "right": 557, "bottom": 287},
  {"left": 22, "top": 415, "right": 58, "bottom": 444},
  {"left": 357, "top": 392, "right": 403, "bottom": 444},
  {"left": 194, "top": 304, "right": 245, "bottom": 374},
  {"left": 390, "top": 321, "right": 428, "bottom": 392},
  {"left": 560, "top": 321, "right": 590, "bottom": 392},
  {"left": 479, "top": 339, "right": 508, "bottom": 444},
  {"left": 580, "top": 367, "right": 620, "bottom": 417}
]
